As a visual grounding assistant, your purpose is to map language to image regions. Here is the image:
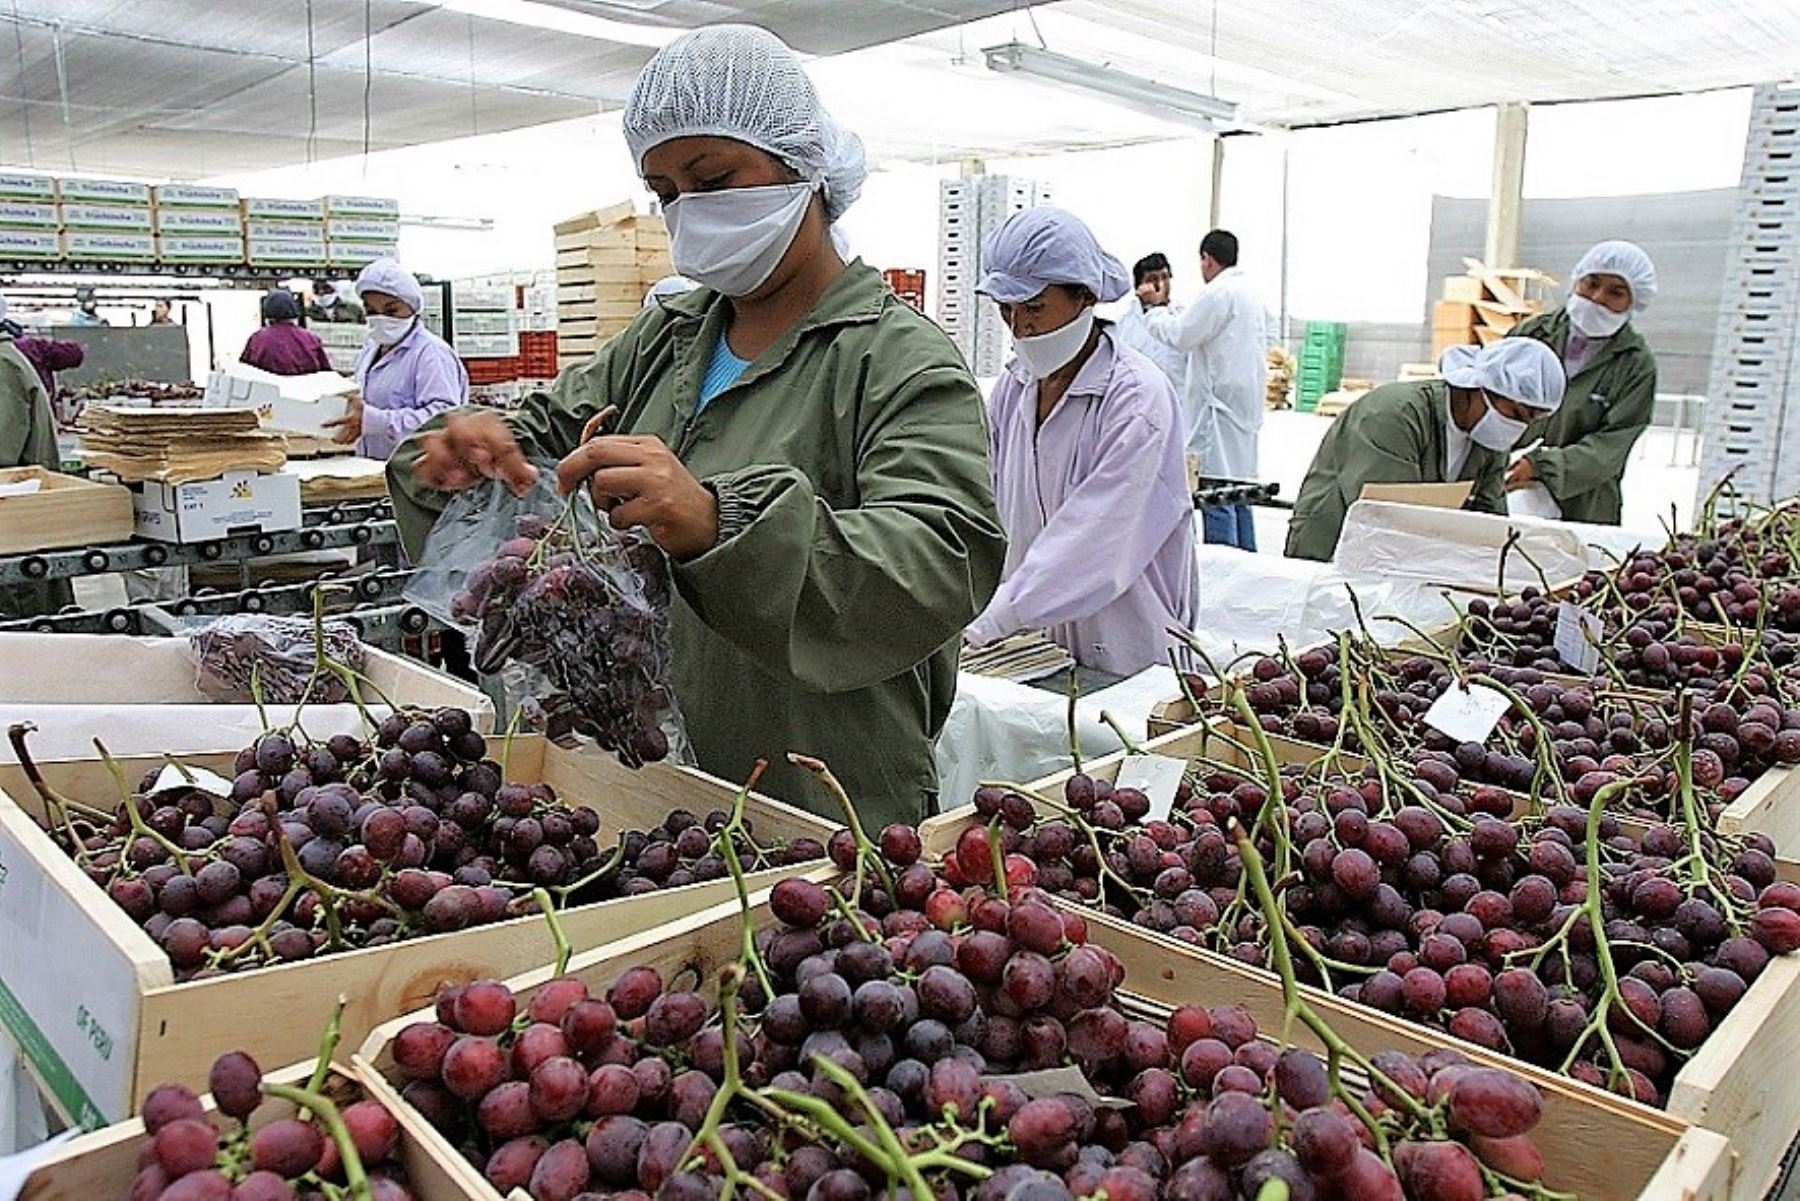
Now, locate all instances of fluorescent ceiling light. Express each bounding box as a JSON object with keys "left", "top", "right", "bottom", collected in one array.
[
  {"left": 982, "top": 41, "right": 1237, "bottom": 131},
  {"left": 407, "top": 0, "right": 679, "bottom": 49}
]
